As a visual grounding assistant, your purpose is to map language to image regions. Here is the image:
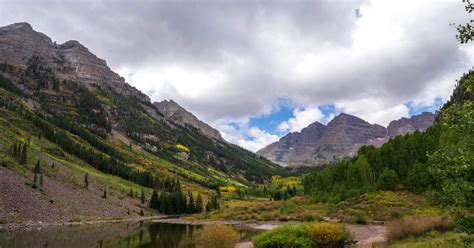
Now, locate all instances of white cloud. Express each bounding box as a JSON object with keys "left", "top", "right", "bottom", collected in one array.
[
  {"left": 278, "top": 107, "right": 324, "bottom": 133},
  {"left": 335, "top": 99, "right": 409, "bottom": 127},
  {"left": 2, "top": 0, "right": 473, "bottom": 150},
  {"left": 214, "top": 120, "right": 279, "bottom": 152}
]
